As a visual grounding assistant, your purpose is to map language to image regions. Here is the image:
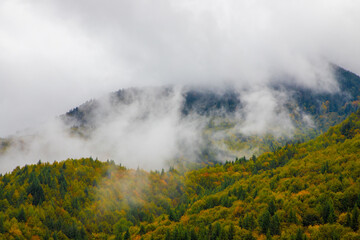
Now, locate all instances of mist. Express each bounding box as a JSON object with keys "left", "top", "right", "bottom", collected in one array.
[
  {"left": 1, "top": 0, "right": 360, "bottom": 172},
  {"left": 0, "top": 85, "right": 313, "bottom": 173},
  {"left": 1, "top": 0, "right": 360, "bottom": 136}
]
